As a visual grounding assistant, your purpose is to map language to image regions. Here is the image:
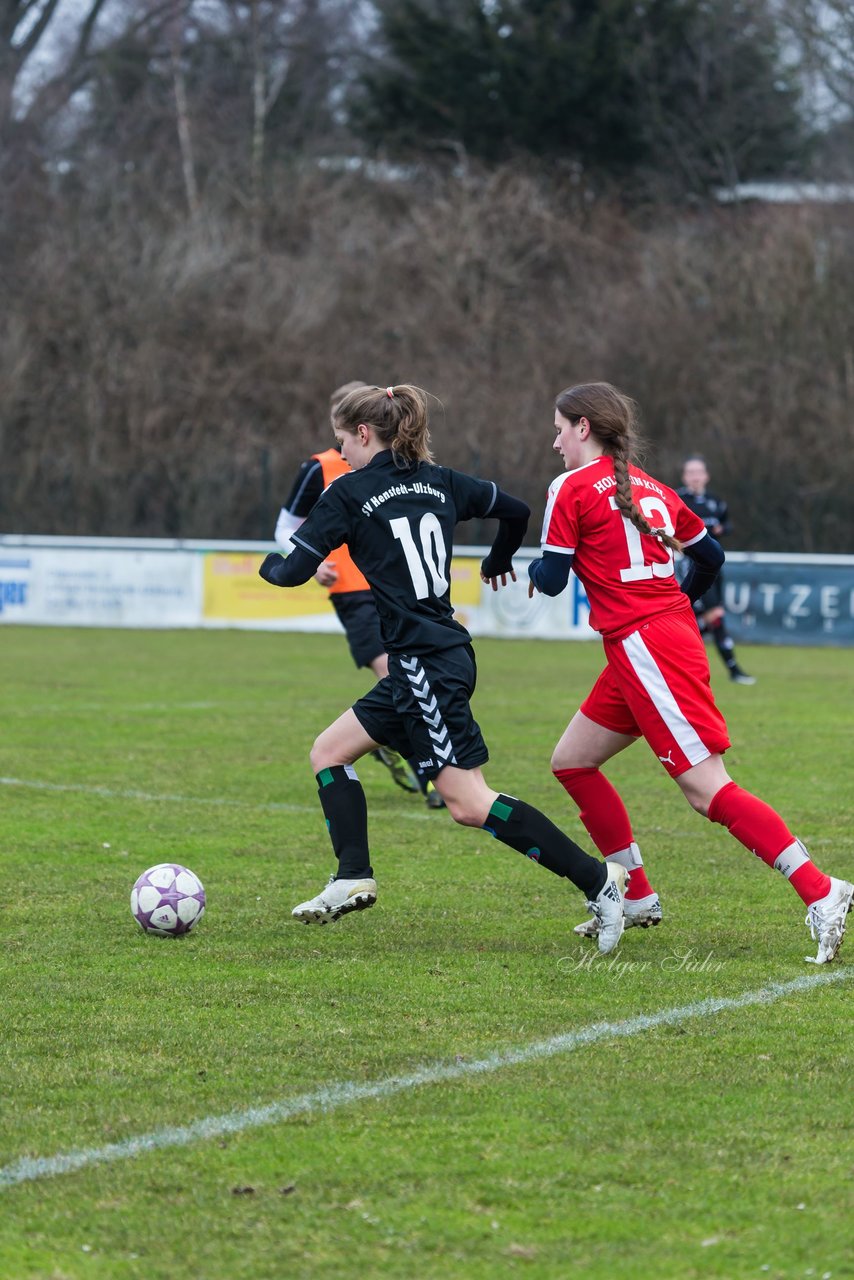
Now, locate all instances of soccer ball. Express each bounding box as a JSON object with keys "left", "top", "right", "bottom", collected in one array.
[{"left": 131, "top": 863, "right": 206, "bottom": 936}]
